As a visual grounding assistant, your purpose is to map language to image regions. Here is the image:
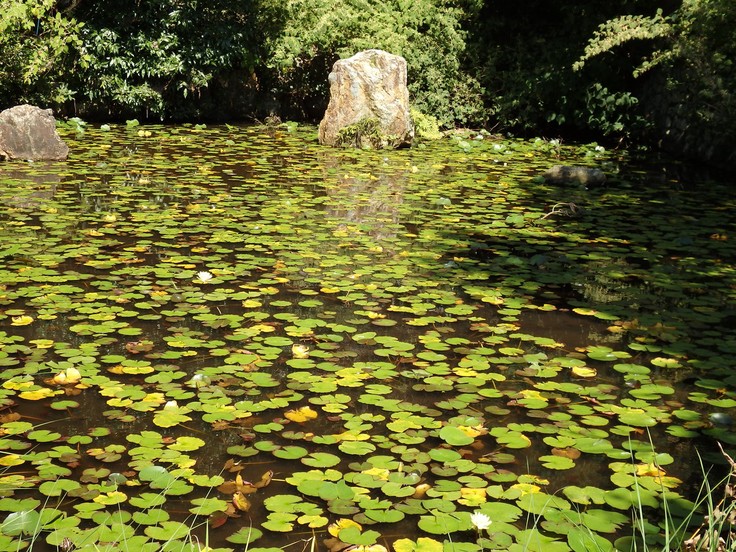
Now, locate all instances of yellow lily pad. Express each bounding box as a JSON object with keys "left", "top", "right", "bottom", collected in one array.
[
  {"left": 285, "top": 406, "right": 318, "bottom": 423},
  {"left": 11, "top": 315, "right": 34, "bottom": 326}
]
